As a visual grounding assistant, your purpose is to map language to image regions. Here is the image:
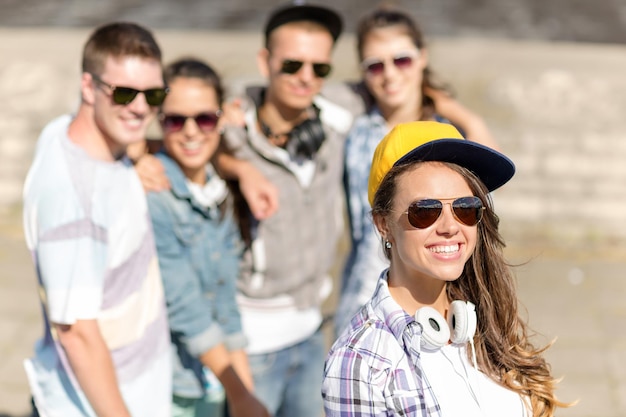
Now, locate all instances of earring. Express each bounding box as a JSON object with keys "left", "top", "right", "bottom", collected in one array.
[{"left": 385, "top": 240, "right": 392, "bottom": 249}]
